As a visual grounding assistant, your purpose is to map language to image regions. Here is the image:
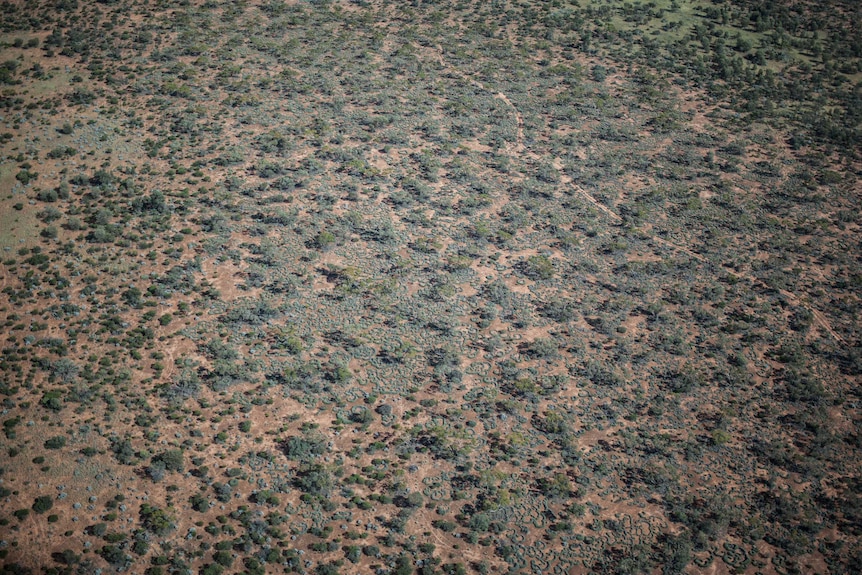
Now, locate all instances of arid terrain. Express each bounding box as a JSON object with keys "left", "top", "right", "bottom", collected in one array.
[{"left": 0, "top": 1, "right": 860, "bottom": 574}]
